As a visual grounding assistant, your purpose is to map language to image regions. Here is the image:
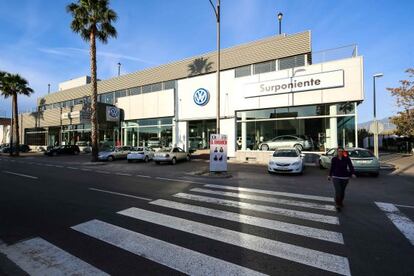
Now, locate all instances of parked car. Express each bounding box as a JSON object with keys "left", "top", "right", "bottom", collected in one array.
[
  {"left": 45, "top": 145, "right": 80, "bottom": 156},
  {"left": 268, "top": 148, "right": 305, "bottom": 174},
  {"left": 98, "top": 146, "right": 132, "bottom": 161},
  {"left": 127, "top": 147, "right": 154, "bottom": 163},
  {"left": 319, "top": 148, "right": 380, "bottom": 176},
  {"left": 147, "top": 137, "right": 161, "bottom": 149},
  {"left": 75, "top": 141, "right": 92, "bottom": 153},
  {"left": 259, "top": 135, "right": 313, "bottom": 151},
  {"left": 1, "top": 144, "right": 30, "bottom": 153},
  {"left": 153, "top": 147, "right": 190, "bottom": 165}
]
